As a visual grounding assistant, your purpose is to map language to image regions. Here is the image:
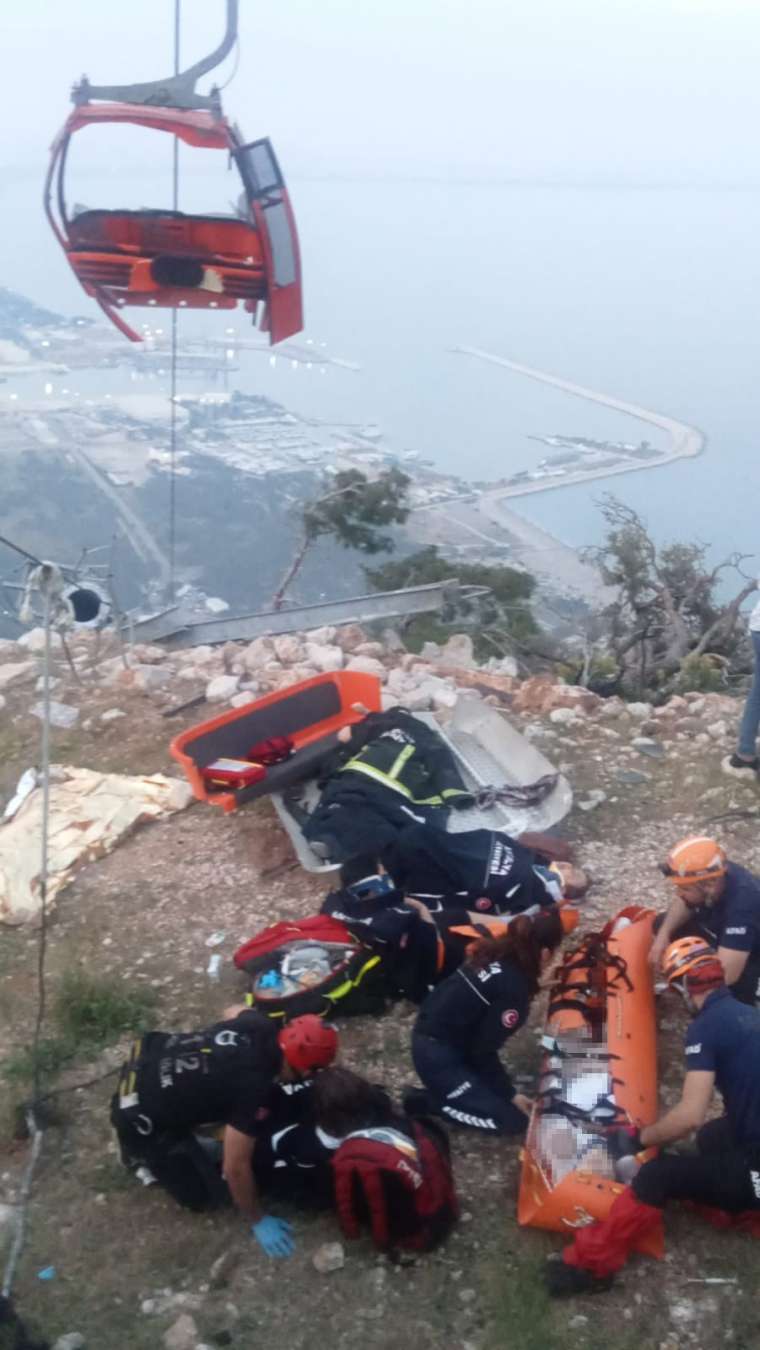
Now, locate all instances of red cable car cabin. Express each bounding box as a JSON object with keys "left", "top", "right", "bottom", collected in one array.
[{"left": 44, "top": 104, "right": 302, "bottom": 345}]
